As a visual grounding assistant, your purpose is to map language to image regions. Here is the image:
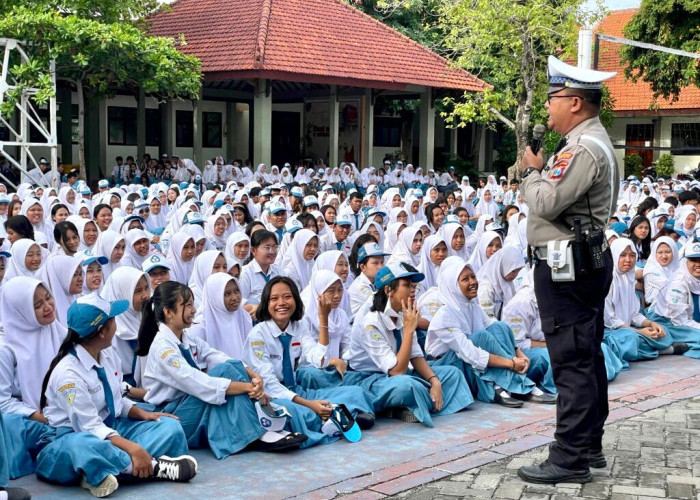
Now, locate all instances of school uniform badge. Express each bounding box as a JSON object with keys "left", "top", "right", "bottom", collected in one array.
[
  {"left": 59, "top": 383, "right": 76, "bottom": 406},
  {"left": 167, "top": 356, "right": 181, "bottom": 369}
]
